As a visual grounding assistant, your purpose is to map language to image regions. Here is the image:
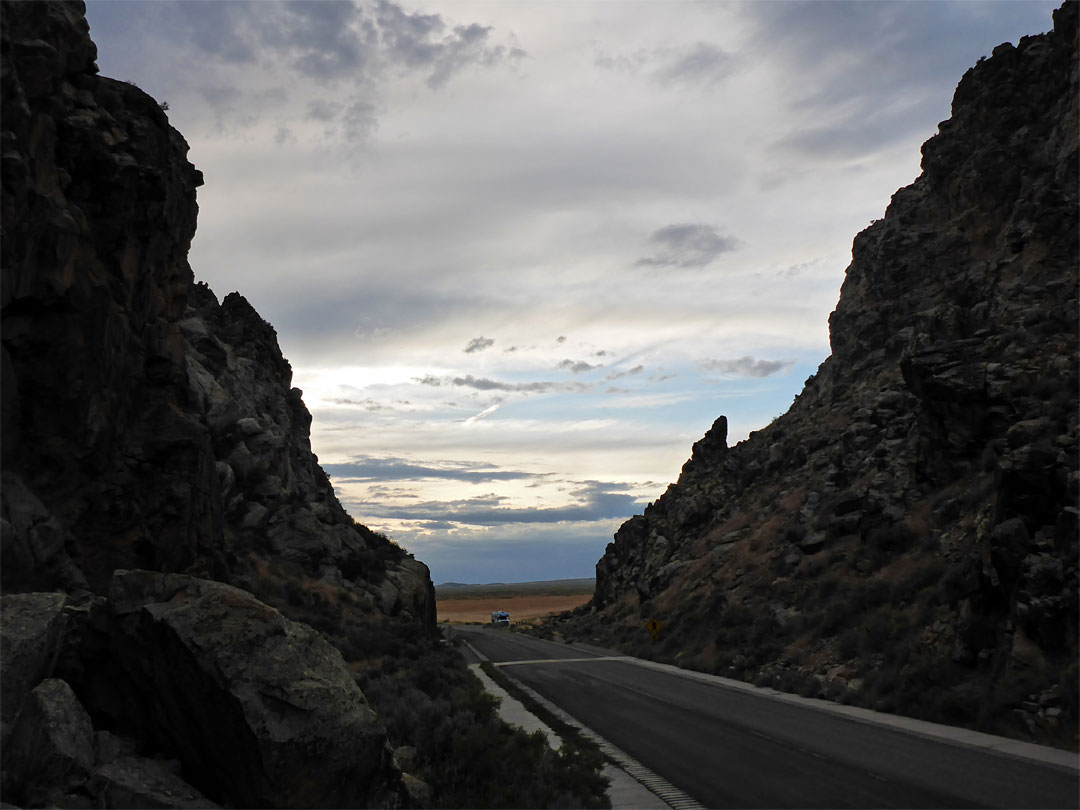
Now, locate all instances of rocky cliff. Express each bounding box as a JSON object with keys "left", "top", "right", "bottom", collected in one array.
[
  {"left": 569, "top": 3, "right": 1078, "bottom": 746},
  {"left": 1, "top": 1, "right": 434, "bottom": 806}
]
